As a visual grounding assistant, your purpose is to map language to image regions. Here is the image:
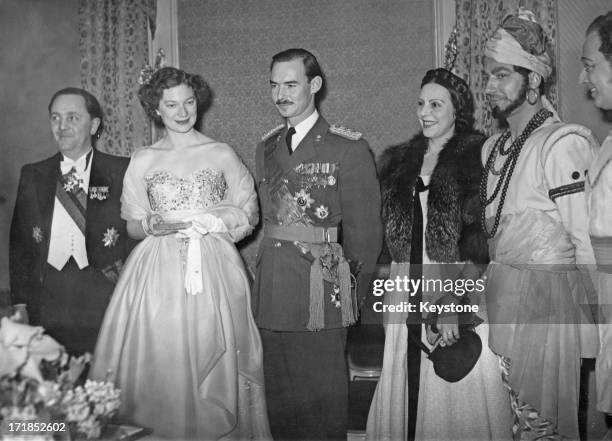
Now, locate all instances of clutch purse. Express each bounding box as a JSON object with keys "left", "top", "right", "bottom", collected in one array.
[
  {"left": 408, "top": 324, "right": 482, "bottom": 383},
  {"left": 157, "top": 221, "right": 192, "bottom": 231}
]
